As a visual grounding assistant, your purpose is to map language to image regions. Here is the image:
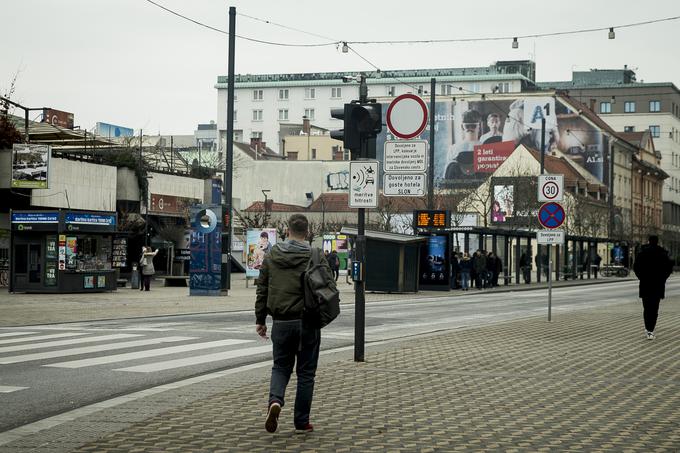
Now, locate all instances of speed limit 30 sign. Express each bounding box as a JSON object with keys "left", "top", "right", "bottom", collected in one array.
[{"left": 538, "top": 174, "right": 564, "bottom": 202}]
